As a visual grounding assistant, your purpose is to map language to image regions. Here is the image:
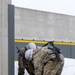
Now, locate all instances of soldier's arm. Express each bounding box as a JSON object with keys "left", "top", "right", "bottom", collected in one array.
[{"left": 18, "top": 49, "right": 25, "bottom": 75}]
